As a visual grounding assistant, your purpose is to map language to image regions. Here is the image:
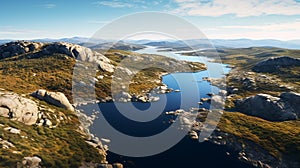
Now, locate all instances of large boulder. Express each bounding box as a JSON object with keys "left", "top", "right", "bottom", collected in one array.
[
  {"left": 31, "top": 89, "right": 74, "bottom": 111},
  {"left": 0, "top": 92, "right": 39, "bottom": 125},
  {"left": 236, "top": 93, "right": 298, "bottom": 121},
  {"left": 252, "top": 56, "right": 300, "bottom": 73},
  {"left": 21, "top": 156, "right": 42, "bottom": 168}
]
